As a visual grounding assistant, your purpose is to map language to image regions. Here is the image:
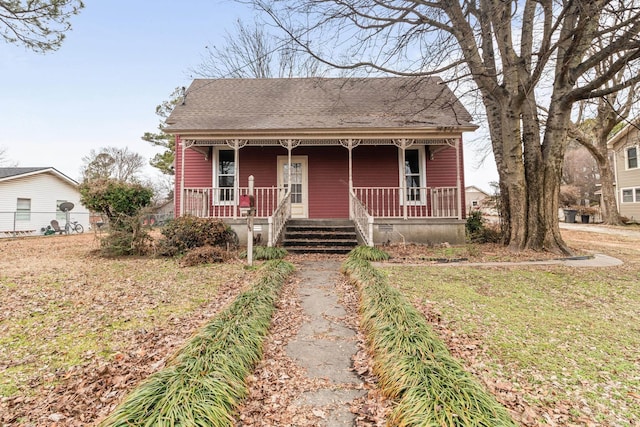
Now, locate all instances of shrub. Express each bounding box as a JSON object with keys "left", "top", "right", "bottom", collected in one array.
[
  {"left": 79, "top": 179, "right": 153, "bottom": 225},
  {"left": 157, "top": 216, "right": 238, "bottom": 256},
  {"left": 466, "top": 209, "right": 484, "bottom": 235},
  {"left": 466, "top": 210, "right": 502, "bottom": 243},
  {"left": 79, "top": 179, "right": 154, "bottom": 256},
  {"left": 180, "top": 245, "right": 232, "bottom": 267},
  {"left": 99, "top": 221, "right": 152, "bottom": 257}
]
